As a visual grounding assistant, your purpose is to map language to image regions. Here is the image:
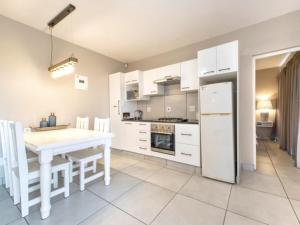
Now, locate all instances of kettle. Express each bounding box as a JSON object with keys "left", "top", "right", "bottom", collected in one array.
[{"left": 134, "top": 110, "right": 143, "bottom": 120}]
